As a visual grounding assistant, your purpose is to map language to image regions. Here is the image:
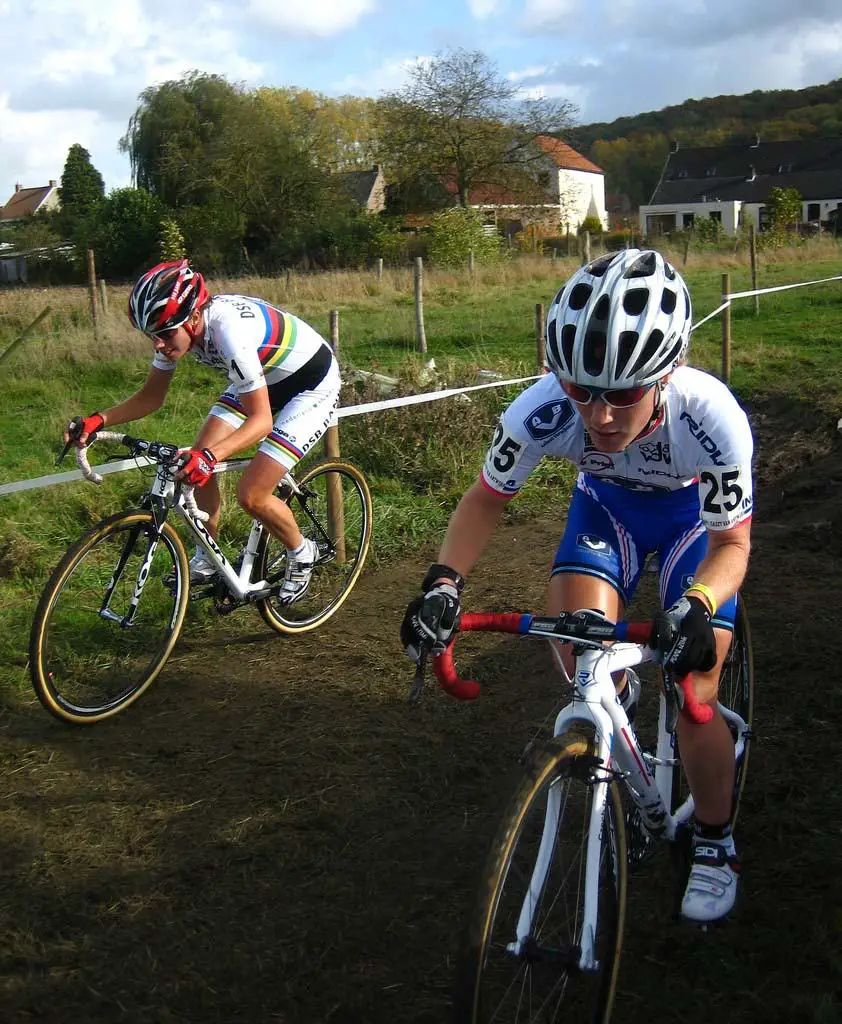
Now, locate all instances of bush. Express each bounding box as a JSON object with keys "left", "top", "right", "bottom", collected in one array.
[
  {"left": 578, "top": 215, "right": 603, "bottom": 236},
  {"left": 427, "top": 208, "right": 503, "bottom": 267}
]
